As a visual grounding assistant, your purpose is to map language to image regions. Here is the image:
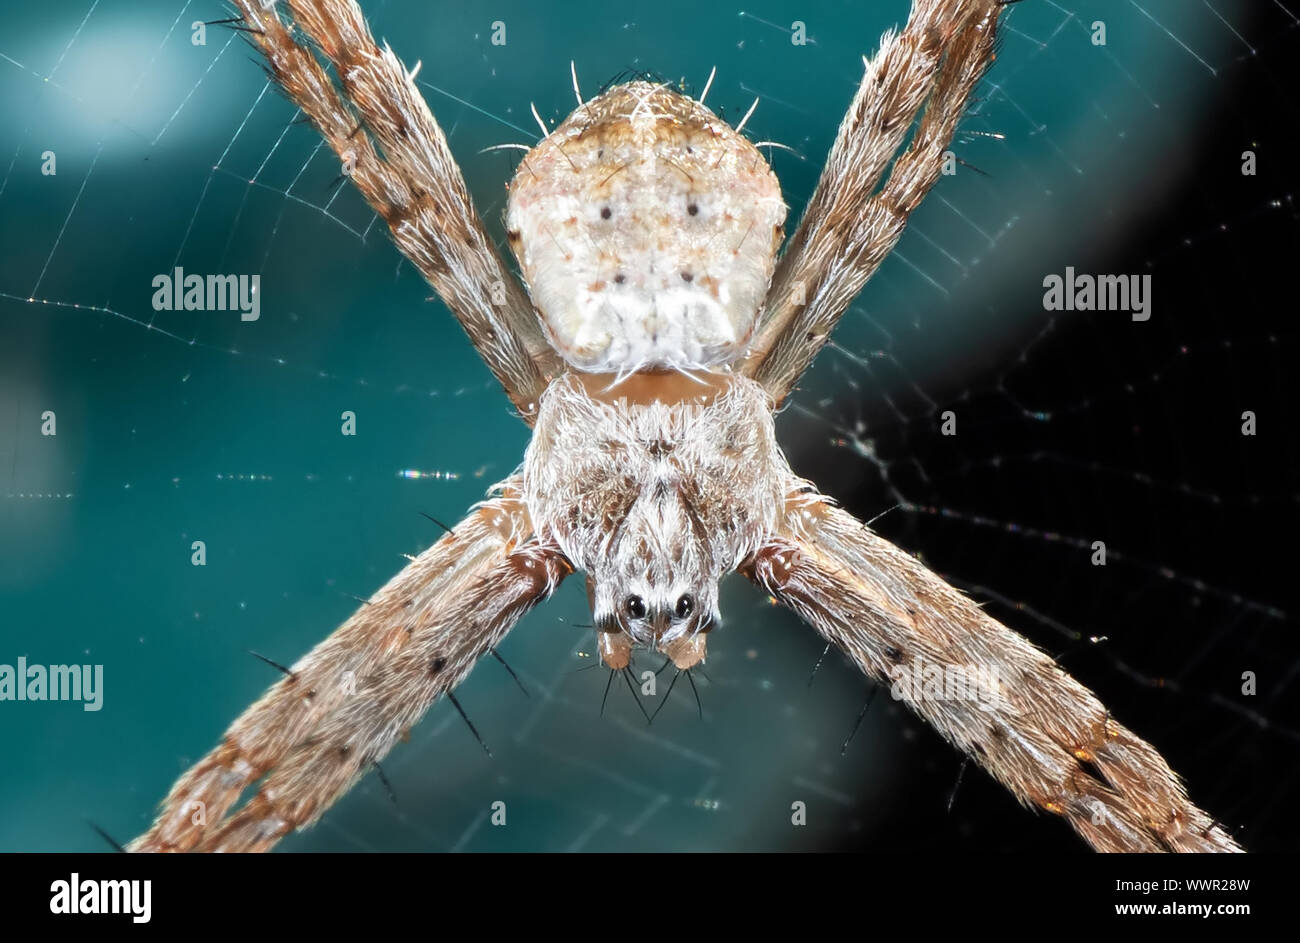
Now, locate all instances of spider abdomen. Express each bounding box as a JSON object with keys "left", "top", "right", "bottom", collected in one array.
[{"left": 506, "top": 82, "right": 787, "bottom": 373}]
